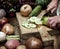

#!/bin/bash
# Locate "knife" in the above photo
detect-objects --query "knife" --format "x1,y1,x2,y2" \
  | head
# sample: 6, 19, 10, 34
37, 10, 48, 20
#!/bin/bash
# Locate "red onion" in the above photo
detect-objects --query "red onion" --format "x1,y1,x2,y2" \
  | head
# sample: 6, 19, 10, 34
0, 17, 8, 30
5, 39, 20, 49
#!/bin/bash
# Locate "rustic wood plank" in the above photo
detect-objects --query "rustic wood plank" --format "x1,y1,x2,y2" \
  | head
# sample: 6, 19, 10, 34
37, 26, 60, 49
37, 26, 54, 46
48, 30, 60, 36
53, 36, 60, 49
16, 12, 38, 34
38, 26, 53, 41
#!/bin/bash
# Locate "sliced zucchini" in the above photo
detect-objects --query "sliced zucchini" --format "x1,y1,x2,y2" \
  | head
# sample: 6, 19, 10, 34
28, 23, 36, 28
28, 17, 38, 22
35, 19, 42, 25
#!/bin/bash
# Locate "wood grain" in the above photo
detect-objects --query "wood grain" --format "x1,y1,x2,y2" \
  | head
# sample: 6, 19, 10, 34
37, 26, 54, 46
16, 12, 38, 34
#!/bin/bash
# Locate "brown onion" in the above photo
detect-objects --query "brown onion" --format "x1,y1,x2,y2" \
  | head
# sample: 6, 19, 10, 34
1, 23, 14, 35
0, 17, 8, 30
20, 4, 32, 17
25, 37, 42, 49
5, 39, 20, 49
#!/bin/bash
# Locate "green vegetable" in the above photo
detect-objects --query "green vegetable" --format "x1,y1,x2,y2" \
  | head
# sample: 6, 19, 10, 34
22, 23, 36, 28
6, 38, 20, 40
28, 17, 42, 25
28, 23, 36, 28
10, 8, 16, 12
29, 6, 41, 16
6, 35, 20, 38
22, 21, 30, 28
35, 20, 42, 25
6, 35, 20, 40
22, 17, 43, 28
28, 17, 38, 22
35, 0, 51, 6
42, 17, 49, 25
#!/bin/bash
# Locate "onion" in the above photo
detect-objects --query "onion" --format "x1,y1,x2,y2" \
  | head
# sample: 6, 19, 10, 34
17, 45, 26, 49
0, 46, 6, 49
5, 39, 20, 49
1, 23, 14, 35
25, 37, 42, 49
20, 4, 32, 17
0, 17, 8, 30
0, 32, 6, 42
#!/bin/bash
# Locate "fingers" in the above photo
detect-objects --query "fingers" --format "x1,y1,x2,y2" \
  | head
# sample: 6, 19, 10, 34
47, 16, 60, 29
51, 21, 57, 27
46, 1, 57, 13
47, 6, 56, 13
48, 20, 57, 29
46, 4, 54, 12
48, 17, 54, 23
49, 20, 55, 25
48, 17, 57, 29
51, 7, 57, 13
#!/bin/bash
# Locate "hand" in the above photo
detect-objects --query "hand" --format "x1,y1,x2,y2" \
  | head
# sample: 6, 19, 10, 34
47, 0, 58, 13
48, 16, 60, 29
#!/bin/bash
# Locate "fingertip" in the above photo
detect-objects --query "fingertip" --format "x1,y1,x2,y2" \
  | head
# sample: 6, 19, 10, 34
51, 10, 54, 13
51, 8, 56, 13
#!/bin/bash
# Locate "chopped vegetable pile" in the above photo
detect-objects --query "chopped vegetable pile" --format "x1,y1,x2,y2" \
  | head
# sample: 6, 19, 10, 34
22, 16, 42, 28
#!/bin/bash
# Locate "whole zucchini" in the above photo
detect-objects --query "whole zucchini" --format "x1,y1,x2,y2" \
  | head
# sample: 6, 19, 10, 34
29, 5, 41, 16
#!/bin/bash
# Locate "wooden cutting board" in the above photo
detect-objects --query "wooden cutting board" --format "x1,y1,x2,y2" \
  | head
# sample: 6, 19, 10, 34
16, 12, 38, 34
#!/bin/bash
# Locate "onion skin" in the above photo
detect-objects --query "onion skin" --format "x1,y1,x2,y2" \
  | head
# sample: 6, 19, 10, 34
5, 39, 20, 49
0, 17, 8, 30
25, 37, 42, 49
1, 23, 14, 35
